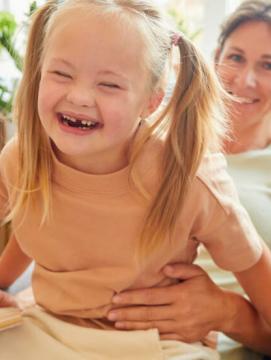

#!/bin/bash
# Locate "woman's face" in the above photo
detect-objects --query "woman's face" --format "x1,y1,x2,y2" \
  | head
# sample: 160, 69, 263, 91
216, 21, 271, 127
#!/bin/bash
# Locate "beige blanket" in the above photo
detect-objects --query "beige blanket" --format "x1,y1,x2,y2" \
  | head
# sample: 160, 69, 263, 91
0, 305, 220, 360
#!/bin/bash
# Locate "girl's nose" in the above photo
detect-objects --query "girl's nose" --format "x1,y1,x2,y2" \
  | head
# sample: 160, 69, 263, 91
66, 82, 95, 108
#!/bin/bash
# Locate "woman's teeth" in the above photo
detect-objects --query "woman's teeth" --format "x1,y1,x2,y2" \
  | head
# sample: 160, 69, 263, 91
239, 98, 258, 104
228, 92, 258, 104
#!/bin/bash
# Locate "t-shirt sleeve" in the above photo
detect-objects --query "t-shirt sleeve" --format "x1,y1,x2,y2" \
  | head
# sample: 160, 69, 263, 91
0, 172, 8, 220
193, 153, 263, 272
0, 137, 18, 220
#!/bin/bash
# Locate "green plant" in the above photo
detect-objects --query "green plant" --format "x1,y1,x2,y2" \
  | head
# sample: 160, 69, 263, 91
0, 2, 37, 118
167, 7, 201, 41
0, 11, 22, 71
0, 82, 13, 115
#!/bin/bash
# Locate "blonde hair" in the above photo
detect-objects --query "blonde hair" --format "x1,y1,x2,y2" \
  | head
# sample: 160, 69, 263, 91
10, 0, 227, 256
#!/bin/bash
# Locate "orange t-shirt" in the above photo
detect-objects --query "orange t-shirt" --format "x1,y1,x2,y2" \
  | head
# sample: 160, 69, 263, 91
0, 137, 262, 327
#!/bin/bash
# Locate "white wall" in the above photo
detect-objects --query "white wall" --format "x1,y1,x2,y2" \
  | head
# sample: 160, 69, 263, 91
0, 0, 45, 16
201, 0, 228, 59
0, 0, 10, 11
200, 0, 242, 60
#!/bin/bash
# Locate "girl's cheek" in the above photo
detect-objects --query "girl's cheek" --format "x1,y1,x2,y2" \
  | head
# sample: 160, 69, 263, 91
38, 88, 52, 119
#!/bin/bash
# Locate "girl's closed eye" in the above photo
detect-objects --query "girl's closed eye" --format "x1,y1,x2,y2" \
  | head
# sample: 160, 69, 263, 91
99, 82, 121, 90
50, 70, 72, 79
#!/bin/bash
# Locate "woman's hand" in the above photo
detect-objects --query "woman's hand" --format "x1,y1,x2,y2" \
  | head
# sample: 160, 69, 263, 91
0, 289, 18, 308
107, 264, 234, 343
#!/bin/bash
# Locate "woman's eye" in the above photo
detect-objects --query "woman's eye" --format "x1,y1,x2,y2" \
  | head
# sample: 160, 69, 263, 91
262, 62, 271, 70
228, 54, 244, 63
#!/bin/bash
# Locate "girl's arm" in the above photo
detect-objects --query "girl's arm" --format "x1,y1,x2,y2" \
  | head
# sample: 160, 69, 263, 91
0, 234, 32, 289
234, 242, 271, 328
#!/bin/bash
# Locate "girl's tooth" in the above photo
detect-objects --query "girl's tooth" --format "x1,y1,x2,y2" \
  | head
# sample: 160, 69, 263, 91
63, 115, 76, 122
63, 114, 98, 126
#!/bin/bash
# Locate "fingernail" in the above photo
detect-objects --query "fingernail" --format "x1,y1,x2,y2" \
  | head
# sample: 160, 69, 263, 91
112, 295, 121, 304
108, 311, 117, 321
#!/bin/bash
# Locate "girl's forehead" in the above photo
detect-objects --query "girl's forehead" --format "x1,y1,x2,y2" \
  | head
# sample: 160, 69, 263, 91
46, 9, 144, 56
46, 7, 143, 47
43, 8, 147, 77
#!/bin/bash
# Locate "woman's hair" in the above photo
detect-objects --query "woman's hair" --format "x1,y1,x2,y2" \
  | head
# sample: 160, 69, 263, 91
218, 0, 271, 50
11, 0, 227, 256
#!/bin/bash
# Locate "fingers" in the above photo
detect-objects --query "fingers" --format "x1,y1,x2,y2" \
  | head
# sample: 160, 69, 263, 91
112, 286, 177, 306
112, 264, 206, 306
163, 263, 205, 280
113, 319, 175, 333
108, 305, 174, 322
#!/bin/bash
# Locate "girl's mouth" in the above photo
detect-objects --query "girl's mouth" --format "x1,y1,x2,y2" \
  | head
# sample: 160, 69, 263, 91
58, 113, 102, 130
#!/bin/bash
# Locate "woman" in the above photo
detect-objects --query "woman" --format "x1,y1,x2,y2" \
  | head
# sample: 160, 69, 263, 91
106, 1, 271, 358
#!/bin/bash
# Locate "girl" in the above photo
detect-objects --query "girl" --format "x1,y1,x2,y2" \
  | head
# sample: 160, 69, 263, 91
0, 1, 270, 359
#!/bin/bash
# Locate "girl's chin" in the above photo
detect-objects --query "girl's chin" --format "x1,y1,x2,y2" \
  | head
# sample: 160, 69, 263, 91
51, 140, 90, 159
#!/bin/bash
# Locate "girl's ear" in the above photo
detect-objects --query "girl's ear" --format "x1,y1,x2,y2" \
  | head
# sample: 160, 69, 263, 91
142, 88, 165, 118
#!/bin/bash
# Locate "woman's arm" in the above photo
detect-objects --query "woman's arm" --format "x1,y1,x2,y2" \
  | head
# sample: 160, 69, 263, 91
0, 234, 32, 289
108, 263, 271, 355
234, 241, 271, 329
221, 288, 271, 355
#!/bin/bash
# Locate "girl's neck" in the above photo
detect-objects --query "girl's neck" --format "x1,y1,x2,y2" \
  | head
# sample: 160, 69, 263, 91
224, 117, 271, 154
53, 143, 130, 175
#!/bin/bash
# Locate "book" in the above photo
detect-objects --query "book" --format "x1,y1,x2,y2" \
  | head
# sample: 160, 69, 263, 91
0, 307, 23, 332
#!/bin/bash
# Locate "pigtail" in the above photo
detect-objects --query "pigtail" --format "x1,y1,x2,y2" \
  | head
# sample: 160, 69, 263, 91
167, 34, 226, 172
139, 34, 227, 256
7, 1, 58, 224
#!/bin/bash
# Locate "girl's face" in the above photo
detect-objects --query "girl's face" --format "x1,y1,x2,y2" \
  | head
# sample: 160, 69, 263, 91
216, 21, 271, 128
38, 9, 155, 174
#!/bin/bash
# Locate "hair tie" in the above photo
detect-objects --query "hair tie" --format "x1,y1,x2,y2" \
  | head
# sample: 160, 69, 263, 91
171, 33, 182, 47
